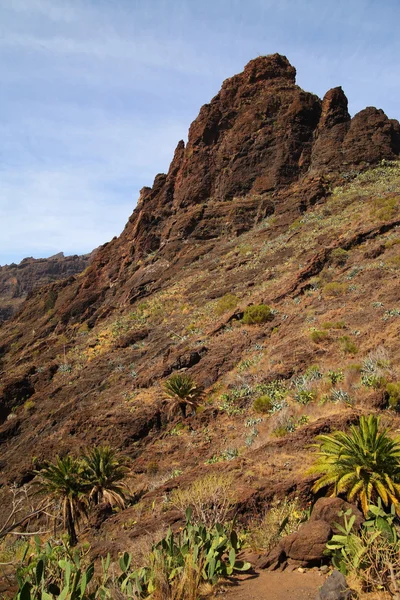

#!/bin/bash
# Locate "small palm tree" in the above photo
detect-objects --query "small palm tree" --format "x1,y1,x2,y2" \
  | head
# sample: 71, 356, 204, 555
81, 446, 128, 509
163, 373, 203, 418
310, 415, 400, 515
35, 455, 86, 546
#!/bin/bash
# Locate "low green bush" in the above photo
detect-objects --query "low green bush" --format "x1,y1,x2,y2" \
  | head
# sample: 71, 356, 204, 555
215, 293, 239, 316
253, 395, 274, 413
310, 329, 329, 343
323, 282, 348, 297
339, 336, 358, 355
294, 389, 316, 405
386, 382, 400, 410
242, 304, 273, 325
330, 248, 349, 266
322, 321, 346, 330
327, 370, 344, 385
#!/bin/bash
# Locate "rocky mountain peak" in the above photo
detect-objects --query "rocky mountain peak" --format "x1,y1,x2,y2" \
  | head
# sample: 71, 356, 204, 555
121, 54, 399, 266
230, 53, 297, 85
3, 54, 399, 329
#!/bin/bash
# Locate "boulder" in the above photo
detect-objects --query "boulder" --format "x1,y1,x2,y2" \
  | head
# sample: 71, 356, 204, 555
281, 520, 331, 563
316, 569, 355, 600
259, 519, 331, 570
310, 497, 364, 533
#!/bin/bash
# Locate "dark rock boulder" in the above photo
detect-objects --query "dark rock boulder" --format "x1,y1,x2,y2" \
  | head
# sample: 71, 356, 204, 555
316, 569, 355, 600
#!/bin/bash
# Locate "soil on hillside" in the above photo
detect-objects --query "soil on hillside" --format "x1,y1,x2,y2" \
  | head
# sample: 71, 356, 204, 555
219, 570, 326, 600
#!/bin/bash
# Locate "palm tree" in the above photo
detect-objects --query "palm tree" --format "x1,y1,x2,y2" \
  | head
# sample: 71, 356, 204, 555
163, 373, 203, 418
310, 415, 400, 515
35, 455, 86, 546
81, 446, 128, 509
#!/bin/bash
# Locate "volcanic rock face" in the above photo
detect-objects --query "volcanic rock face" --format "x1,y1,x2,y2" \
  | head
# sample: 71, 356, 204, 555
0, 253, 92, 322
116, 54, 400, 265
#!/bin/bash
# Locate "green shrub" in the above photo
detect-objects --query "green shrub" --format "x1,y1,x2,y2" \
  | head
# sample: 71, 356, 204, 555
147, 461, 159, 475
310, 329, 329, 343
242, 304, 273, 325
253, 394, 274, 413
327, 370, 344, 385
323, 282, 348, 297
23, 400, 36, 413
272, 426, 289, 438
386, 382, 400, 410
339, 336, 358, 355
44, 289, 58, 311
294, 389, 316, 405
215, 293, 239, 316
322, 321, 346, 330
304, 364, 323, 380
253, 395, 274, 413
330, 248, 349, 266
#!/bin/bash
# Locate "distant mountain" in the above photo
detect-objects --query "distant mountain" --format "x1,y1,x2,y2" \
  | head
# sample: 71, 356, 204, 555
0, 252, 93, 322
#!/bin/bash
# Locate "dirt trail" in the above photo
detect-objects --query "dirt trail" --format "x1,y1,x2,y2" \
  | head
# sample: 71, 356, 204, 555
220, 570, 325, 600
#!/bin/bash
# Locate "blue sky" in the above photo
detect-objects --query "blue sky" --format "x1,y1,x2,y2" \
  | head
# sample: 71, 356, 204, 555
0, 0, 399, 265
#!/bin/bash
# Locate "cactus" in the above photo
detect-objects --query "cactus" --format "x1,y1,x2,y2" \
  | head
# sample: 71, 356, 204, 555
14, 510, 250, 599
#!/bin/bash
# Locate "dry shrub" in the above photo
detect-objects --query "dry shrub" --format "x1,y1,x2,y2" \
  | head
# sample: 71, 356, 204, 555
323, 282, 348, 297
149, 549, 216, 600
248, 497, 306, 552
169, 472, 235, 528
344, 530, 400, 599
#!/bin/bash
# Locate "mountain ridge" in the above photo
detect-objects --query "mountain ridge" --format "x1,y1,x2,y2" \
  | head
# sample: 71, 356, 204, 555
0, 54, 399, 565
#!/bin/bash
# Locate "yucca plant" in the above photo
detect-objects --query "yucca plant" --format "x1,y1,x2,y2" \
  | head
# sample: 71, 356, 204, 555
35, 455, 87, 546
81, 445, 128, 509
310, 415, 400, 515
163, 373, 203, 418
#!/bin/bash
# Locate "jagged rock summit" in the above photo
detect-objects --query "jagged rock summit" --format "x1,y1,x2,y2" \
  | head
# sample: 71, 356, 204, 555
125, 53, 399, 259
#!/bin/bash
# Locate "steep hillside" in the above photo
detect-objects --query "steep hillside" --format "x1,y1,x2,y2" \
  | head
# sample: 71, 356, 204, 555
0, 54, 400, 559
0, 252, 92, 323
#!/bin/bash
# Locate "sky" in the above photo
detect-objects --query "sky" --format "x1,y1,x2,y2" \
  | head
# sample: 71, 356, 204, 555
0, 0, 399, 265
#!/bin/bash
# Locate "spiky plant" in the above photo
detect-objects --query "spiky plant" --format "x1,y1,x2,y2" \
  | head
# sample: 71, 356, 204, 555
163, 373, 203, 418
310, 415, 400, 515
81, 445, 128, 509
35, 455, 86, 546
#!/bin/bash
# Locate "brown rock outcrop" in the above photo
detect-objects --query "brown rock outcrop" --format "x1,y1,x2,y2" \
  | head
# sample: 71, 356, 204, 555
259, 497, 363, 571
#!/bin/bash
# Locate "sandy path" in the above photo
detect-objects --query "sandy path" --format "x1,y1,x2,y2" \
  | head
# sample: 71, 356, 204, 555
219, 570, 325, 600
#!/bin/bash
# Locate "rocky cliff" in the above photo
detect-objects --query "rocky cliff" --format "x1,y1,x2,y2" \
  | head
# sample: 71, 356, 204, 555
0, 54, 399, 558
